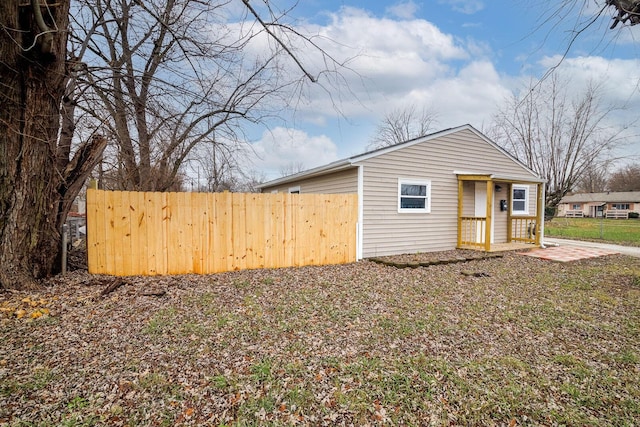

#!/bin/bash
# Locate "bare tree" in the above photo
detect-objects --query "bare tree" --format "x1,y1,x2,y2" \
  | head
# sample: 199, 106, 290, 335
541, 1, 640, 33
608, 164, 640, 191
0, 0, 350, 289
0, 0, 104, 288
606, 0, 640, 28
574, 163, 611, 193
529, 1, 640, 87
279, 161, 306, 177
190, 134, 251, 193
68, 0, 289, 191
368, 105, 439, 150
235, 171, 267, 193
492, 75, 629, 207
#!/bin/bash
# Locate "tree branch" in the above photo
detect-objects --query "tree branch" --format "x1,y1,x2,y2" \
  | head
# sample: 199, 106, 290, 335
242, 0, 317, 83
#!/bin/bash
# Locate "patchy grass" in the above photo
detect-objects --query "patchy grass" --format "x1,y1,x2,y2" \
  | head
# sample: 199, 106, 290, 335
545, 217, 640, 246
1, 252, 640, 426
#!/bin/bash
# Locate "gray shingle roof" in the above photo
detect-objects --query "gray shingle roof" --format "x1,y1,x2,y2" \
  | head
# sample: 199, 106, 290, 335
258, 124, 541, 189
560, 191, 640, 204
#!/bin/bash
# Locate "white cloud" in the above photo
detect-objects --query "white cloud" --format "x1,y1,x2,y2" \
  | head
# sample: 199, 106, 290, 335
223, 4, 638, 171
537, 55, 640, 107
501, 55, 640, 162
325, 8, 467, 61
287, 9, 514, 133
438, 0, 485, 15
424, 60, 512, 128
289, 8, 472, 118
386, 1, 420, 19
248, 127, 339, 180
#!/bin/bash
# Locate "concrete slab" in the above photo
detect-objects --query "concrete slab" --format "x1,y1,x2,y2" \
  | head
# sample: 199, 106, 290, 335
519, 245, 618, 262
543, 238, 640, 258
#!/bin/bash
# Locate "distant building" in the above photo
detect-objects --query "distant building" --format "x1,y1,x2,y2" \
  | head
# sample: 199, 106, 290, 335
557, 192, 640, 219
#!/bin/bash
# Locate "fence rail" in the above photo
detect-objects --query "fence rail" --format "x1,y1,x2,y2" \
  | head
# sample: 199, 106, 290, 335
86, 190, 358, 276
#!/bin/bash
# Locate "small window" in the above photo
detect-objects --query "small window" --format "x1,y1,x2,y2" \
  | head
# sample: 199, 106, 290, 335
512, 185, 529, 215
288, 186, 300, 194
572, 204, 581, 210
398, 179, 431, 213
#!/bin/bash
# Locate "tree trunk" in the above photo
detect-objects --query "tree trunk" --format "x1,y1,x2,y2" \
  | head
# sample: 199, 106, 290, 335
0, 0, 72, 289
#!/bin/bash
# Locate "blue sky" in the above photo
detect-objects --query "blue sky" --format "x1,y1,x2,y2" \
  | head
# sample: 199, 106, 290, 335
226, 0, 640, 180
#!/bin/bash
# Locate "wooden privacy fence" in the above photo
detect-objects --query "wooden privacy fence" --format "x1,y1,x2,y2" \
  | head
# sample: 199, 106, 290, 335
86, 189, 358, 276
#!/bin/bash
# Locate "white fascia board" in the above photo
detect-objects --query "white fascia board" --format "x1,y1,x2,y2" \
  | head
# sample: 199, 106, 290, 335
453, 171, 546, 184
257, 159, 353, 189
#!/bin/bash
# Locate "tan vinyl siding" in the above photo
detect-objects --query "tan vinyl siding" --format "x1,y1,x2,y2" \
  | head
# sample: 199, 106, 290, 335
261, 168, 358, 194
358, 129, 537, 257
462, 181, 475, 216
492, 181, 508, 243
529, 184, 538, 216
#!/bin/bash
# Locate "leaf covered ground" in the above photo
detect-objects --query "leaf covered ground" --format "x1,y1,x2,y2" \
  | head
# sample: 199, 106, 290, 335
1, 251, 640, 426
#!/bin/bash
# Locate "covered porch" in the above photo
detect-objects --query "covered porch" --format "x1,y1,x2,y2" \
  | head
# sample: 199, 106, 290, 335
456, 173, 546, 252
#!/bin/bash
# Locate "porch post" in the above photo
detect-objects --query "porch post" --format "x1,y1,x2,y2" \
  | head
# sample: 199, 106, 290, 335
536, 182, 544, 246
457, 178, 463, 248
506, 183, 513, 243
485, 180, 493, 252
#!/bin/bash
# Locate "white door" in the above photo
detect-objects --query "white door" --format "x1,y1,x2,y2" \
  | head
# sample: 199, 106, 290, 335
474, 182, 494, 243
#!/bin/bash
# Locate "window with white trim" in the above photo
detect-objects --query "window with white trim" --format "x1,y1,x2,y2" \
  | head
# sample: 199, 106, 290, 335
398, 179, 431, 213
512, 185, 529, 215
288, 186, 300, 194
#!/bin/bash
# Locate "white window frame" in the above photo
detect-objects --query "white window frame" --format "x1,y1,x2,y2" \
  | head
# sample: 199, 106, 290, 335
398, 179, 431, 213
512, 185, 529, 215
288, 186, 300, 194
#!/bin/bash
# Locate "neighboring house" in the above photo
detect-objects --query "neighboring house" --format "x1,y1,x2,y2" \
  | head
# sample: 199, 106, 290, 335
258, 124, 545, 259
557, 191, 640, 219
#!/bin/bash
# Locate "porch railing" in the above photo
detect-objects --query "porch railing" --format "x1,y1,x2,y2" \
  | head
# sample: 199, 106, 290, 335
565, 210, 584, 218
459, 216, 487, 248
510, 216, 537, 243
605, 210, 629, 219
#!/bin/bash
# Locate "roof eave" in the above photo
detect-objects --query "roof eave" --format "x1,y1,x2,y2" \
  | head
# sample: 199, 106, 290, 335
258, 124, 542, 188
257, 159, 354, 189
